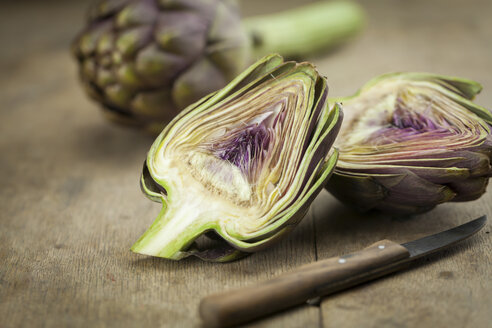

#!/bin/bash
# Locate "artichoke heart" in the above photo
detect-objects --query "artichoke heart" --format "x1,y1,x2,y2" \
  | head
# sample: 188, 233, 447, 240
132, 54, 342, 261
327, 73, 492, 214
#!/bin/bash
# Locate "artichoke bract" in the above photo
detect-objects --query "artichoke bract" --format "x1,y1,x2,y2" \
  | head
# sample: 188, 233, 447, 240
132, 54, 342, 261
72, 0, 363, 134
326, 73, 492, 215
72, 0, 249, 134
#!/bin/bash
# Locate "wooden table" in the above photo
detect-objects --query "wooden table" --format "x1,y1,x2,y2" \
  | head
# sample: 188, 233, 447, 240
1, 0, 491, 327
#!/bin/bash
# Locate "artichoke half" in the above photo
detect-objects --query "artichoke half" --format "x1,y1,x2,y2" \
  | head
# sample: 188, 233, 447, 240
72, 0, 363, 134
132, 54, 342, 261
326, 73, 492, 215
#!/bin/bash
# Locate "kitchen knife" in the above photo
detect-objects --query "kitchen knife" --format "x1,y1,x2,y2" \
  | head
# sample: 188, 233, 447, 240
200, 215, 486, 328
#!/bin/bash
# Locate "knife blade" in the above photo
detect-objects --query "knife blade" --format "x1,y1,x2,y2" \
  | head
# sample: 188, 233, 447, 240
199, 216, 486, 328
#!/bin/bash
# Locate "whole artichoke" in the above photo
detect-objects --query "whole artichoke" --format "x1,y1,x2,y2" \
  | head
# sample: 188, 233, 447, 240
326, 73, 492, 215
72, 0, 250, 134
72, 0, 363, 134
132, 54, 342, 261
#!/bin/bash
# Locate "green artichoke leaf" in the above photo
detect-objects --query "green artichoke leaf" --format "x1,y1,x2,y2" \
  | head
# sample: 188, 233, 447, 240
131, 54, 342, 261
327, 72, 492, 215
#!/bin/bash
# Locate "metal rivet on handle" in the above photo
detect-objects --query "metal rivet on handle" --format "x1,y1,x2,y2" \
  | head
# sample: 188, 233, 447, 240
338, 258, 346, 264
378, 245, 385, 249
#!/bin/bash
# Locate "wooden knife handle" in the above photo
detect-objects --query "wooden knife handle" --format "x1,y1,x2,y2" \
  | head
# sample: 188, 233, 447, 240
199, 240, 410, 328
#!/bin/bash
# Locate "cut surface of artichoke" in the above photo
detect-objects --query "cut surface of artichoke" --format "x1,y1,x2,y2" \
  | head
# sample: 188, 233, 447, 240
327, 73, 492, 214
132, 54, 342, 261
339, 78, 489, 161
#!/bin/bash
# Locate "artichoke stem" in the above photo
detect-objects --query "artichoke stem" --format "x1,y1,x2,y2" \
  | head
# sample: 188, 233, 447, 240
242, 1, 364, 59
131, 205, 208, 260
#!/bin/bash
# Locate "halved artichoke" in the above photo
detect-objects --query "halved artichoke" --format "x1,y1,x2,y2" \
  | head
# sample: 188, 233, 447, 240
326, 73, 492, 215
132, 54, 342, 261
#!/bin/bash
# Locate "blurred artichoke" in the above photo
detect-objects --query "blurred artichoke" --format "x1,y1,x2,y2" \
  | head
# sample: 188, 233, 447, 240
72, 0, 249, 134
326, 73, 492, 215
72, 0, 362, 134
132, 54, 342, 261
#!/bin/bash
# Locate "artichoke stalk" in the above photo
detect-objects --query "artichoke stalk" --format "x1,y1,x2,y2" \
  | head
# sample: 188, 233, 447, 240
326, 73, 492, 215
71, 0, 362, 134
132, 54, 342, 261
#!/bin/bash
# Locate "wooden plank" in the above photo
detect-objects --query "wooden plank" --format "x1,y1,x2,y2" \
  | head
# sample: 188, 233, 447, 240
315, 0, 492, 101
1, 0, 492, 327
0, 47, 320, 327
313, 190, 492, 328
0, 1, 321, 327
313, 0, 492, 326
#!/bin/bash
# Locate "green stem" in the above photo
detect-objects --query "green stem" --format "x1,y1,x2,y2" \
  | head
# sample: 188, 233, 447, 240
131, 205, 210, 260
242, 1, 365, 59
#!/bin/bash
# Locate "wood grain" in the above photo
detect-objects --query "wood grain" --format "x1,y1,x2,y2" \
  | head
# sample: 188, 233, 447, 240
200, 240, 410, 328
312, 1, 492, 327
0, 0, 491, 328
